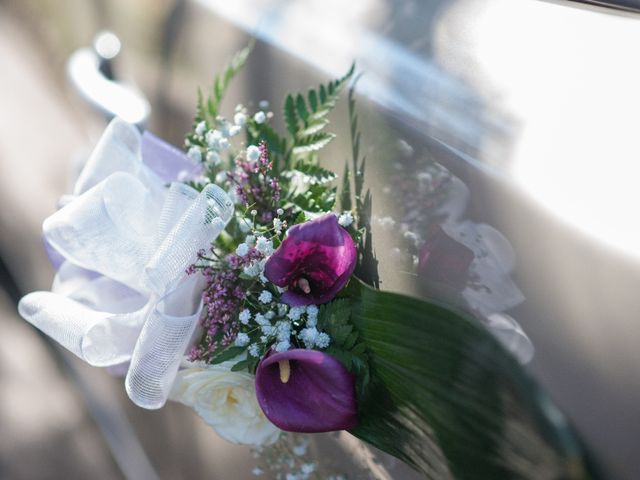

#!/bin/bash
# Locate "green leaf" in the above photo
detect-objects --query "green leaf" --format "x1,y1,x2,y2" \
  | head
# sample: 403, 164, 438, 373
298, 118, 329, 137
284, 94, 299, 136
348, 279, 600, 479
295, 93, 309, 123
308, 89, 318, 112
319, 84, 327, 104
339, 164, 352, 212
292, 211, 306, 225
230, 358, 257, 372
284, 63, 355, 162
291, 184, 336, 213
208, 346, 245, 365
294, 161, 337, 184
202, 41, 254, 123
292, 132, 335, 155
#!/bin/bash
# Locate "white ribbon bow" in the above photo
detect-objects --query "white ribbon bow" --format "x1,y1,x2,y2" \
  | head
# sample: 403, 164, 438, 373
19, 118, 233, 409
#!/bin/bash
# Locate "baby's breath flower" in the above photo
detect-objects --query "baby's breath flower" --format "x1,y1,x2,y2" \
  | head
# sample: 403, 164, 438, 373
338, 211, 354, 227
206, 151, 221, 166
251, 209, 258, 216
245, 235, 256, 246
238, 219, 251, 232
215, 171, 227, 184
306, 304, 318, 318
239, 309, 251, 324
261, 325, 275, 336
273, 218, 283, 234
249, 344, 261, 357
235, 243, 249, 256
259, 100, 269, 110
288, 306, 304, 321
276, 321, 291, 341
254, 111, 266, 124
277, 303, 288, 317
300, 327, 318, 348
315, 332, 330, 349
229, 125, 241, 136
206, 129, 222, 148
243, 261, 261, 277
276, 208, 284, 216
265, 310, 275, 320
187, 146, 202, 162
195, 121, 206, 136
234, 332, 250, 347
275, 339, 290, 352
234, 112, 247, 126
256, 237, 273, 255
254, 313, 269, 326
246, 145, 260, 162
219, 138, 230, 150
258, 290, 273, 304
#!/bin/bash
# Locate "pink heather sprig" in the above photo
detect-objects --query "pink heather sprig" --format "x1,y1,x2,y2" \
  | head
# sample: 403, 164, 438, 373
187, 246, 266, 362
227, 141, 281, 224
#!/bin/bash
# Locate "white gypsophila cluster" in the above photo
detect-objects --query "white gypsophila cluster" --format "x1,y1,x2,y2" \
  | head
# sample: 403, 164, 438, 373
235, 332, 250, 347
273, 218, 283, 234
255, 236, 274, 255
254, 111, 266, 124
259, 290, 273, 304
246, 144, 261, 162
236, 243, 249, 256
190, 104, 249, 177
239, 309, 251, 325
188, 146, 202, 163
206, 151, 221, 167
337, 211, 354, 227
239, 302, 329, 359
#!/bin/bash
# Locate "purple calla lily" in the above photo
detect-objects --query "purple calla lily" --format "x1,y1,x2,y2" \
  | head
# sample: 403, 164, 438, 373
265, 214, 357, 306
255, 349, 358, 432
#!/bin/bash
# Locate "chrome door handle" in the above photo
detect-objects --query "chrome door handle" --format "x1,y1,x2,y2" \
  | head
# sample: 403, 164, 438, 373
67, 31, 151, 127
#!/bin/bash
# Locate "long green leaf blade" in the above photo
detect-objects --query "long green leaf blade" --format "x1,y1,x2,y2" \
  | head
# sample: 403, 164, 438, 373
349, 280, 600, 480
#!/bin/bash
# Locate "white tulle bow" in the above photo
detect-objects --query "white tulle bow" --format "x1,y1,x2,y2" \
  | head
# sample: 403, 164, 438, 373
18, 118, 233, 409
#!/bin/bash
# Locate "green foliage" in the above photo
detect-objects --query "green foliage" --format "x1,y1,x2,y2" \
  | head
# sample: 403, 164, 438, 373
347, 279, 600, 479
283, 63, 355, 164
196, 41, 254, 125
208, 346, 245, 365
246, 120, 288, 173
341, 78, 379, 287
293, 160, 337, 185
317, 298, 370, 399
339, 163, 352, 212
291, 132, 335, 155
291, 184, 336, 214
292, 211, 306, 225
230, 356, 259, 374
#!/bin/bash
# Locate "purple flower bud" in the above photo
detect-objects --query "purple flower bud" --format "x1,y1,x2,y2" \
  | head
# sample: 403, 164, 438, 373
255, 349, 358, 432
264, 214, 357, 306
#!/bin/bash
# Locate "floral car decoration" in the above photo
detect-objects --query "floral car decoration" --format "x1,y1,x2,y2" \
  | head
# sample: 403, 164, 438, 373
19, 43, 601, 479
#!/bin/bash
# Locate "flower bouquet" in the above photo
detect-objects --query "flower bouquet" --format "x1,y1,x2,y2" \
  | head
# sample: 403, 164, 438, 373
19, 43, 600, 479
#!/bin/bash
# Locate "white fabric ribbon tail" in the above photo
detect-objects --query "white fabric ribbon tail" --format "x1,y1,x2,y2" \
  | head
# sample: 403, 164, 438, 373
18, 118, 234, 409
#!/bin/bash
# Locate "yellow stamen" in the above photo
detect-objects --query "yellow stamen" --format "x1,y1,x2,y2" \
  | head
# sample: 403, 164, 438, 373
279, 360, 291, 383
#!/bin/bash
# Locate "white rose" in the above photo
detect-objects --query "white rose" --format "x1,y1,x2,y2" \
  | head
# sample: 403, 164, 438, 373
169, 362, 280, 446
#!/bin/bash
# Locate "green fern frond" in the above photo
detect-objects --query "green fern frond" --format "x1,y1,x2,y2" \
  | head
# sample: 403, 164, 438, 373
196, 41, 254, 125
293, 160, 337, 184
